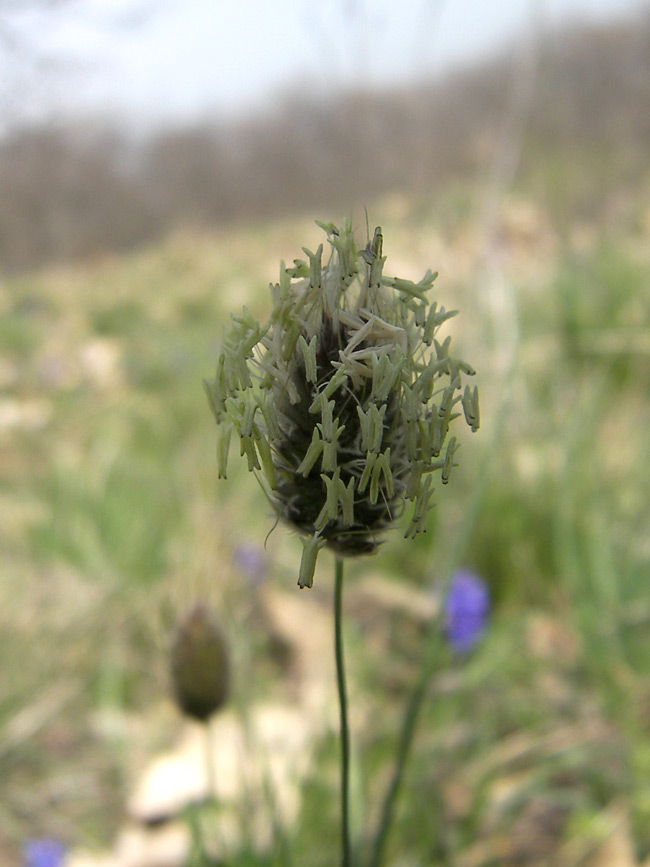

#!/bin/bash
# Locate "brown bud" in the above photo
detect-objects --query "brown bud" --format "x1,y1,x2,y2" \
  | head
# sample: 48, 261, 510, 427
170, 603, 229, 722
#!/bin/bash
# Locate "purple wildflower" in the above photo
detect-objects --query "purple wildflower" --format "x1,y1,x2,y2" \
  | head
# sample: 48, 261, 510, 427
444, 570, 490, 653
23, 839, 65, 867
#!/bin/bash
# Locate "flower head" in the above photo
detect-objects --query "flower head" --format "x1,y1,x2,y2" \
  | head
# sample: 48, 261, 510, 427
206, 220, 479, 588
444, 570, 490, 653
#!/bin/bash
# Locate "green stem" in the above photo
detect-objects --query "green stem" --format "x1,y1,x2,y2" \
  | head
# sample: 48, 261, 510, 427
369, 326, 518, 867
368, 630, 442, 867
185, 801, 210, 866
204, 719, 216, 804
335, 556, 352, 867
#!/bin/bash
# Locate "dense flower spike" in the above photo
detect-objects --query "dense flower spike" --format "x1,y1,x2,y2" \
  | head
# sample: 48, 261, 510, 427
205, 220, 479, 588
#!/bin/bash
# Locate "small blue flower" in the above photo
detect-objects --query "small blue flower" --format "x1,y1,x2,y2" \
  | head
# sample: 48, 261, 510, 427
23, 839, 65, 867
444, 570, 489, 653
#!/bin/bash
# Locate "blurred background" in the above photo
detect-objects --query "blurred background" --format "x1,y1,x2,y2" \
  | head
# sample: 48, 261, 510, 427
2, 1, 650, 865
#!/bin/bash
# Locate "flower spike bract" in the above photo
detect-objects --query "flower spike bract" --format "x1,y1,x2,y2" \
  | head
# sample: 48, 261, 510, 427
205, 221, 479, 588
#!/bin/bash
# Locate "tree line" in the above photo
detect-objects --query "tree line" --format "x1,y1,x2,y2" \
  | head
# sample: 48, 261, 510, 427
0, 10, 648, 272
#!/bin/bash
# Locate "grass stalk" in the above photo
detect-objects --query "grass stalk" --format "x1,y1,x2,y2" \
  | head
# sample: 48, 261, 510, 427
369, 315, 518, 866
368, 630, 442, 867
334, 555, 352, 867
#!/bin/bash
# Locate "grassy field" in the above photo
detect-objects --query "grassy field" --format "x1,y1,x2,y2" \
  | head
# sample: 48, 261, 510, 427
2, 188, 650, 866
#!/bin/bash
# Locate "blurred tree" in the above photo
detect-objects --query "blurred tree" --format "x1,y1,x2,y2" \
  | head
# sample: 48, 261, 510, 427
0, 8, 647, 271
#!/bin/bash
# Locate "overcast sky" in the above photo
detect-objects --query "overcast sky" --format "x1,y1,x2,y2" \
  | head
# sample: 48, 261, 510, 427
2, 0, 647, 130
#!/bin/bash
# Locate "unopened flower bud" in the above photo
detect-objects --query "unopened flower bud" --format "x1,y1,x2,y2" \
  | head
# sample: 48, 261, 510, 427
170, 603, 229, 722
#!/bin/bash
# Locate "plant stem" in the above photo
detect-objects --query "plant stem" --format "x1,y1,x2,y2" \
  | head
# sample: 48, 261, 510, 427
204, 719, 216, 803
368, 630, 442, 867
200, 719, 222, 864
369, 333, 517, 867
334, 556, 352, 867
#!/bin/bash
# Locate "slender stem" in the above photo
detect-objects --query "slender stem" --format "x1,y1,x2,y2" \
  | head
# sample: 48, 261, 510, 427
334, 556, 352, 867
204, 719, 216, 804
185, 801, 210, 866
368, 629, 443, 867
370, 301, 519, 867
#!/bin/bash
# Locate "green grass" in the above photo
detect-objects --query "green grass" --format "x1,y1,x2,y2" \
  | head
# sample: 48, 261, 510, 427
1, 202, 650, 865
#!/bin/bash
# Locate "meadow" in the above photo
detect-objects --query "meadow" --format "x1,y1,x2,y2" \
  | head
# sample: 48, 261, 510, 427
1, 179, 650, 867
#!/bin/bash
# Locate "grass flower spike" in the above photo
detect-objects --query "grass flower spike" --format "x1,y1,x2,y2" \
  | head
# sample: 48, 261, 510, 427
205, 220, 479, 588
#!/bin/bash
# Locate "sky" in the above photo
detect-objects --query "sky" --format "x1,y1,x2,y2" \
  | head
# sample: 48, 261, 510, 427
2, 0, 648, 130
